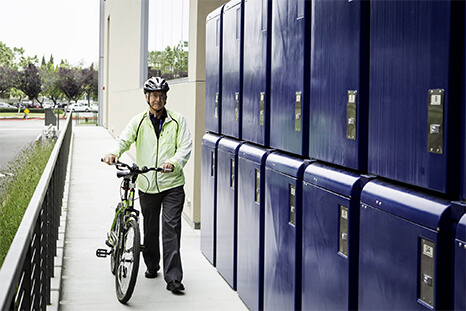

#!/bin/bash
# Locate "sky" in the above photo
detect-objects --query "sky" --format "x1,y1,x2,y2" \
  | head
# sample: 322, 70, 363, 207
0, 0, 100, 68
148, 0, 189, 52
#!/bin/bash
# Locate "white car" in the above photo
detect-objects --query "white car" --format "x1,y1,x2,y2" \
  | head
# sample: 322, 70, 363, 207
0, 102, 16, 108
43, 102, 54, 109
66, 103, 91, 112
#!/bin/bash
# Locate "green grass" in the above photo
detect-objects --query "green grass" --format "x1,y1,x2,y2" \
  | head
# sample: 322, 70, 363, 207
0, 139, 56, 267
0, 112, 45, 118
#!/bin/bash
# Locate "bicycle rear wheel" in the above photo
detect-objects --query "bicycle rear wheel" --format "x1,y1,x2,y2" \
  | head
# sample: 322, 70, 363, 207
115, 218, 140, 304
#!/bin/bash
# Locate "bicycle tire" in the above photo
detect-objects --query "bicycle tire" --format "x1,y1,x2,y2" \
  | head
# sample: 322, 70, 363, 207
110, 203, 123, 275
115, 218, 140, 304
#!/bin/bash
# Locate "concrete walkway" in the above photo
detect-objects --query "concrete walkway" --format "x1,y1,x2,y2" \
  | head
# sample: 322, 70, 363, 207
55, 126, 247, 310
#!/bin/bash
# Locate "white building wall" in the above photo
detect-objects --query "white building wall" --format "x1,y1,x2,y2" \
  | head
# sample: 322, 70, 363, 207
102, 0, 228, 228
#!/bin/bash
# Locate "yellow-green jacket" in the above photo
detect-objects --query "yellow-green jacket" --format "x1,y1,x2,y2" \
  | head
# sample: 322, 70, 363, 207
109, 108, 192, 193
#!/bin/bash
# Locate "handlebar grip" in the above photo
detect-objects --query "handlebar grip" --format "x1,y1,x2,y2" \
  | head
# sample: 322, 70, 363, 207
117, 171, 129, 178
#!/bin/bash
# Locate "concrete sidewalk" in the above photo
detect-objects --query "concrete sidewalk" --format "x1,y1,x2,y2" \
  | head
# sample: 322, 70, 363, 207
55, 126, 247, 310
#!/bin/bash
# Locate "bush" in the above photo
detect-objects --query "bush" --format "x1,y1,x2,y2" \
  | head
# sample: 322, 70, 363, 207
0, 139, 56, 267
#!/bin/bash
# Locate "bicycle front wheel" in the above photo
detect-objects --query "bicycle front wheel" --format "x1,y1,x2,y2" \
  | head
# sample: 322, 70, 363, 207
115, 218, 140, 304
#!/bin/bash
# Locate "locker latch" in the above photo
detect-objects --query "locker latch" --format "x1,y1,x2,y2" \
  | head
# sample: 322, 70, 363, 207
339, 205, 349, 256
255, 169, 260, 203
215, 92, 219, 119
427, 89, 443, 154
235, 92, 239, 122
295, 92, 302, 132
210, 151, 215, 177
347, 90, 357, 140
260, 92, 265, 126
289, 184, 296, 225
230, 158, 235, 189
419, 238, 435, 307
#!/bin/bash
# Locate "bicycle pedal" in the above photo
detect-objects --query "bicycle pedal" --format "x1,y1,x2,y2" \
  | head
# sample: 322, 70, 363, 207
96, 248, 109, 258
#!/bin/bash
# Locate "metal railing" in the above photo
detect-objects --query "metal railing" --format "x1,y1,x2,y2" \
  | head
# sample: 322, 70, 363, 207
0, 115, 73, 310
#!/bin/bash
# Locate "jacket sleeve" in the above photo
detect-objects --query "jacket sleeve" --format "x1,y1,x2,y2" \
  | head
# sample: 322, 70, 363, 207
167, 115, 192, 171
108, 114, 139, 158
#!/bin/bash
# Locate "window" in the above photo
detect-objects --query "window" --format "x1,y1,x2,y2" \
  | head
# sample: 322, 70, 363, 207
147, 0, 189, 80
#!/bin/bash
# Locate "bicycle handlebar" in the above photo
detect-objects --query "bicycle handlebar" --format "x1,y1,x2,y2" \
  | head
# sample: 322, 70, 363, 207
100, 158, 173, 178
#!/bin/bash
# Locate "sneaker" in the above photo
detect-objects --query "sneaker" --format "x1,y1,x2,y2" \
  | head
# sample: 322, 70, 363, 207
166, 280, 185, 293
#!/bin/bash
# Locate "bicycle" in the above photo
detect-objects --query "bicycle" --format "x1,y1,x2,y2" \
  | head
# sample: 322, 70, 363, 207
96, 160, 171, 304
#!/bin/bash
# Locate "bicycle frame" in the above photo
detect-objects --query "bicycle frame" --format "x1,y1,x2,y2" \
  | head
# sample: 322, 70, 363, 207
110, 174, 139, 234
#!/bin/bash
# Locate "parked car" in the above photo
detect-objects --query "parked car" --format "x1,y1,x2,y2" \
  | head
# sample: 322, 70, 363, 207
20, 100, 31, 107
0, 102, 16, 109
66, 103, 91, 112
43, 102, 54, 109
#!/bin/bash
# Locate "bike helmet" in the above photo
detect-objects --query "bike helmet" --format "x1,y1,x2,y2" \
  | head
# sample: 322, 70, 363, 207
143, 77, 170, 93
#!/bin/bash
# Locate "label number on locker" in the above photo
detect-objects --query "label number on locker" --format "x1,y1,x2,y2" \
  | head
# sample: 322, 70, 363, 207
419, 238, 435, 308
289, 184, 296, 226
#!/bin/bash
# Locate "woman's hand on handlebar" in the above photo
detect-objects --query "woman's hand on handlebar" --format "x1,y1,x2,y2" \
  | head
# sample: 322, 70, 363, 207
160, 163, 174, 173
102, 154, 119, 165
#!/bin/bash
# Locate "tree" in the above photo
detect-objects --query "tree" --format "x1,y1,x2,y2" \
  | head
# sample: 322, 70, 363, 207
81, 63, 98, 105
0, 67, 15, 97
147, 41, 188, 80
56, 67, 83, 104
40, 63, 64, 106
17, 63, 42, 103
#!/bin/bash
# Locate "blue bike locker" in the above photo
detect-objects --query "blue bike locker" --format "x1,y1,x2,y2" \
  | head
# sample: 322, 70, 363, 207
205, 5, 223, 133
264, 152, 307, 311
359, 179, 454, 310
216, 137, 242, 289
302, 162, 362, 310
200, 133, 222, 266
242, 0, 271, 146
455, 213, 466, 311
221, 0, 243, 139
270, 0, 310, 156
368, 0, 463, 194
308, 0, 369, 170
237, 143, 269, 311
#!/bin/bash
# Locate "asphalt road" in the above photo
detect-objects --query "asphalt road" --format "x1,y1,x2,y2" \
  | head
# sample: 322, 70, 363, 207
0, 118, 62, 172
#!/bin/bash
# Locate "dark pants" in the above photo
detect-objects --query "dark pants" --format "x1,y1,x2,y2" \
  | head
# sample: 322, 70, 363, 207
139, 185, 185, 283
